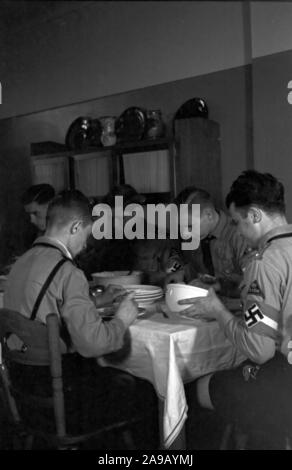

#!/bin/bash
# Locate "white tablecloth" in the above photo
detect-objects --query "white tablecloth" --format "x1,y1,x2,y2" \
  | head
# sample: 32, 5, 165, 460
98, 310, 246, 448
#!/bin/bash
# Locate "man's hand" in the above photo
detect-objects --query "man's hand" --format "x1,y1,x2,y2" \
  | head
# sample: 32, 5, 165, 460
178, 287, 225, 320
94, 284, 127, 307
115, 292, 138, 327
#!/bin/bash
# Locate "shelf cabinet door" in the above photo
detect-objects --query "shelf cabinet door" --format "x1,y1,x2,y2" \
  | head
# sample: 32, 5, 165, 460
31, 155, 70, 193
175, 117, 222, 207
72, 151, 111, 198
122, 148, 171, 193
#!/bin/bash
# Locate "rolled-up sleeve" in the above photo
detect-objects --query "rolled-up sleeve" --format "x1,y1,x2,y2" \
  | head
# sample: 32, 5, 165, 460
221, 254, 281, 364
61, 268, 127, 357
223, 316, 275, 364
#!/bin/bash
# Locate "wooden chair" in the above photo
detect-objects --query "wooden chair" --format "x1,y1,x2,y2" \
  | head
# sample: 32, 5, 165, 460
0, 308, 139, 450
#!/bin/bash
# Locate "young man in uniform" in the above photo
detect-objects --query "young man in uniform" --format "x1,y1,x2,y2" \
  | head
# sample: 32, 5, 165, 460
165, 186, 252, 298
179, 170, 292, 449
4, 190, 158, 447
21, 183, 55, 235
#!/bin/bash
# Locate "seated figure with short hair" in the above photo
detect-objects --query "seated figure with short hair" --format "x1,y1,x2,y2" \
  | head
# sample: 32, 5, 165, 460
181, 171, 292, 449
21, 183, 55, 236
165, 186, 252, 298
4, 190, 158, 448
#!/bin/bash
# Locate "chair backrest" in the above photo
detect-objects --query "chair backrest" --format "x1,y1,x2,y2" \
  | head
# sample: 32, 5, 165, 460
0, 309, 67, 438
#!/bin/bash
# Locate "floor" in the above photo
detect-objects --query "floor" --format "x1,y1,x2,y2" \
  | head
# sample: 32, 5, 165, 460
1, 387, 287, 450
0, 398, 223, 450
0, 388, 160, 450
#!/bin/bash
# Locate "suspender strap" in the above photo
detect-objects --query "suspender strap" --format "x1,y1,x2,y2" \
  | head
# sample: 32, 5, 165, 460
267, 233, 292, 243
33, 242, 72, 261
33, 242, 62, 249
30, 258, 67, 321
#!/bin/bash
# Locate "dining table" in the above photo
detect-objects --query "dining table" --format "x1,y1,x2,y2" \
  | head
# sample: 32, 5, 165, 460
97, 300, 247, 449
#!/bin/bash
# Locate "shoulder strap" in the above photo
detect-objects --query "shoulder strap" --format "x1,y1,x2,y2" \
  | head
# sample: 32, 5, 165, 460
267, 233, 292, 243
30, 258, 68, 321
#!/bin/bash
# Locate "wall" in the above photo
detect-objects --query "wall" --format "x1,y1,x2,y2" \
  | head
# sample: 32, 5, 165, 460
250, 2, 292, 220
0, 1, 251, 264
1, 1, 292, 260
0, 1, 246, 119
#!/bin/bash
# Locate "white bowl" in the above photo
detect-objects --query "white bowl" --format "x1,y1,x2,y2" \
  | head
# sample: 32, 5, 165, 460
165, 283, 208, 312
91, 270, 142, 288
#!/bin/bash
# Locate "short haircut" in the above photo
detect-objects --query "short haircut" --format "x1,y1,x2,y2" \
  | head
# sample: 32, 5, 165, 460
46, 190, 92, 229
174, 186, 214, 210
103, 184, 146, 206
226, 170, 285, 215
21, 184, 55, 205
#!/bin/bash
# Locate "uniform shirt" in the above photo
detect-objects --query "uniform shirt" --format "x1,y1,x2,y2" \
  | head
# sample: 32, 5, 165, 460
167, 210, 251, 282
4, 236, 127, 358
224, 224, 292, 364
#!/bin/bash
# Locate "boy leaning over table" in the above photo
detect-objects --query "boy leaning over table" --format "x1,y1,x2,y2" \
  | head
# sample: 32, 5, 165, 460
179, 170, 292, 449
4, 190, 158, 448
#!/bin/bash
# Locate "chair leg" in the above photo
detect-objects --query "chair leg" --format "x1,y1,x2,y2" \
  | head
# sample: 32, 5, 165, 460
233, 428, 248, 450
219, 423, 234, 450
24, 434, 34, 450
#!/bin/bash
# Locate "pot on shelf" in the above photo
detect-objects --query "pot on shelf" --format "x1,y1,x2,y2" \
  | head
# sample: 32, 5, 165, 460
99, 116, 117, 147
146, 109, 165, 139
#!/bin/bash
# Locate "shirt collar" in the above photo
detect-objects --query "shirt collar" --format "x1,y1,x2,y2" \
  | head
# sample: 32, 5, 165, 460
258, 224, 292, 251
210, 210, 226, 239
34, 236, 73, 260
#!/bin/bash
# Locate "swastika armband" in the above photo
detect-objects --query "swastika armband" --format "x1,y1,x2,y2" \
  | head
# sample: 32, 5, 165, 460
245, 303, 264, 327
244, 302, 279, 339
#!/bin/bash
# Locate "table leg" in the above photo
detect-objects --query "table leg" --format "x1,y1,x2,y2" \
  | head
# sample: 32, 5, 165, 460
158, 399, 186, 450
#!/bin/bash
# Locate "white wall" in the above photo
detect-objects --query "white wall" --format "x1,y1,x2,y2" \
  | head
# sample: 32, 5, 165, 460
0, 1, 246, 119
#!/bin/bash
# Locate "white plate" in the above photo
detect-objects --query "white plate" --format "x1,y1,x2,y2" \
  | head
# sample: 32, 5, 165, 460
125, 285, 163, 293
138, 300, 161, 307
132, 292, 163, 298
136, 296, 163, 302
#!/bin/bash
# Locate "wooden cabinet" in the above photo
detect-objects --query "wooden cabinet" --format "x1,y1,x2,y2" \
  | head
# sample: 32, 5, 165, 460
71, 150, 112, 198
30, 138, 176, 202
31, 153, 70, 193
174, 117, 222, 207
30, 121, 221, 206
113, 138, 175, 203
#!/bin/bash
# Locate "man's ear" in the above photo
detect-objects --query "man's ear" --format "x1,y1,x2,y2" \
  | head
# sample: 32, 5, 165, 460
249, 207, 262, 224
203, 207, 213, 220
70, 220, 82, 234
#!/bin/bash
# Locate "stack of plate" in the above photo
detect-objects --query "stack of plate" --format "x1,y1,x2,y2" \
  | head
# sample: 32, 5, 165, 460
125, 285, 163, 307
